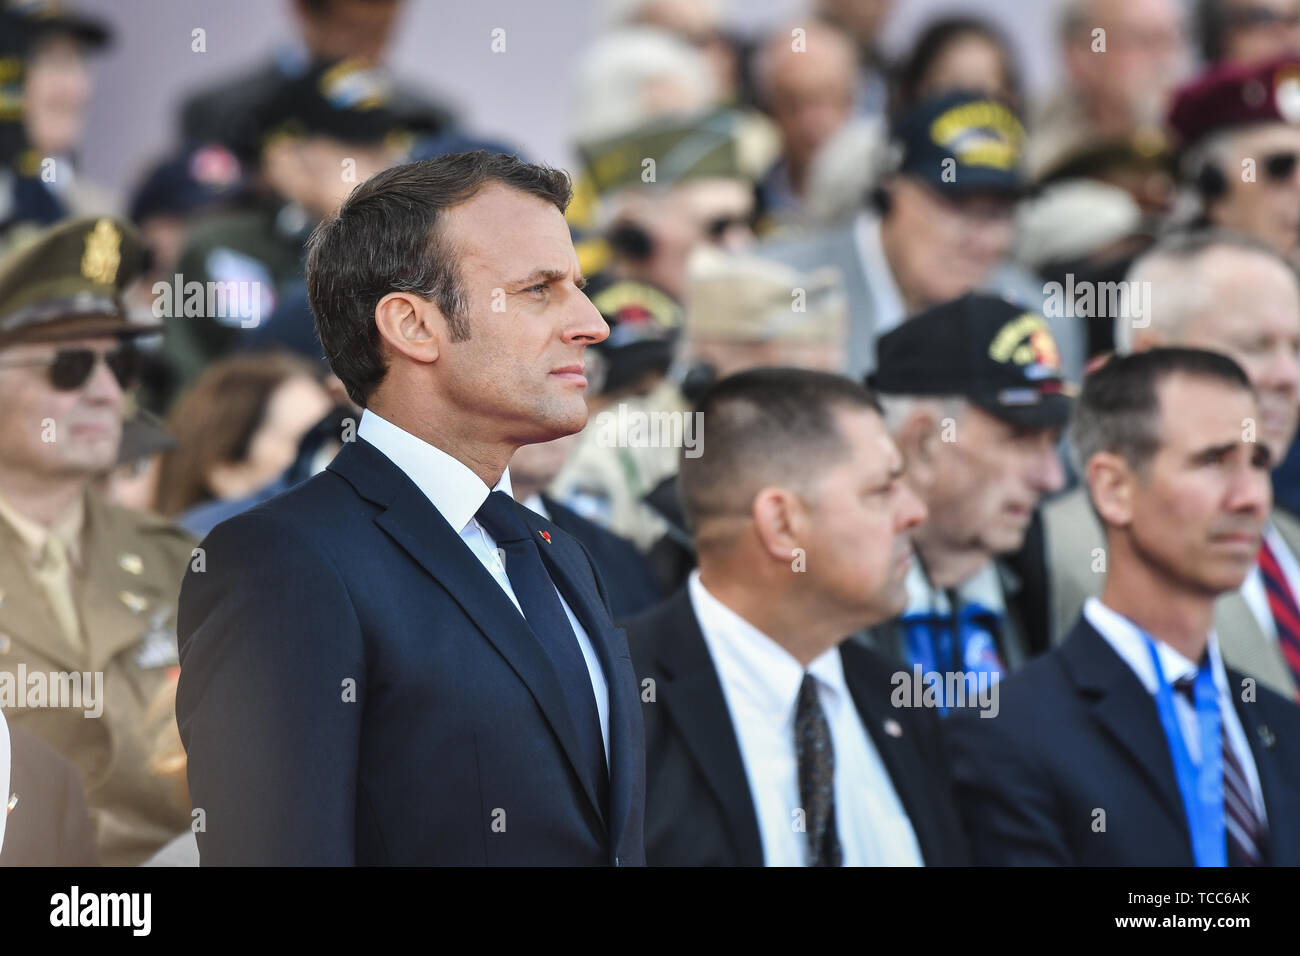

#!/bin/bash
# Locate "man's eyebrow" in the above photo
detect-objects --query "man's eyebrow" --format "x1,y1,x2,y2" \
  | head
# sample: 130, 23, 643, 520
1189, 440, 1240, 461
508, 268, 585, 289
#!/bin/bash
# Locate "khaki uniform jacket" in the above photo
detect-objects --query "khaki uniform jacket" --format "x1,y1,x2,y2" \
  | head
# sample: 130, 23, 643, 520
0, 491, 196, 866
1042, 485, 1300, 700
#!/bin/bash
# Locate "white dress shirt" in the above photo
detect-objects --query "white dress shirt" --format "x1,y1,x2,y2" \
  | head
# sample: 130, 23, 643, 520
853, 211, 907, 339
687, 571, 923, 867
357, 410, 610, 763
1083, 598, 1267, 825
1238, 522, 1300, 647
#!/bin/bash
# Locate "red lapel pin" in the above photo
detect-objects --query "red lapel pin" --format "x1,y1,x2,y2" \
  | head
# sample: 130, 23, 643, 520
539, 531, 551, 543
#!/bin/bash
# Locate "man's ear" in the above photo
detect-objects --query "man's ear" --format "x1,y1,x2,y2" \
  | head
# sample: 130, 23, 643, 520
374, 292, 441, 365
895, 406, 941, 487
751, 486, 804, 564
1086, 451, 1136, 528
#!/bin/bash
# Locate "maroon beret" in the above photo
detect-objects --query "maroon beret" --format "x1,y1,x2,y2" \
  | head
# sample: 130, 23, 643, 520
1168, 55, 1300, 148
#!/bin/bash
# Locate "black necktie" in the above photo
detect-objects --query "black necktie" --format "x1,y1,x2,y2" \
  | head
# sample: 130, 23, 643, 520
1173, 677, 1266, 866
794, 673, 843, 867
475, 491, 607, 795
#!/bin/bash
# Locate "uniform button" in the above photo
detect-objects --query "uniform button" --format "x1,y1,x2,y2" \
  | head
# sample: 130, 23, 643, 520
615, 856, 622, 867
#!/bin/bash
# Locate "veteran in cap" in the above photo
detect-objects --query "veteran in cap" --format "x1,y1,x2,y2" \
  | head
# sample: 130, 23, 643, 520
0, 216, 196, 865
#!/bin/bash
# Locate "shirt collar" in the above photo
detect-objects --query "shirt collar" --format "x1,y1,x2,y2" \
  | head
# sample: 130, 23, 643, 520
0, 488, 85, 567
1083, 596, 1227, 695
688, 569, 848, 728
356, 408, 512, 533
902, 554, 1007, 618
853, 211, 907, 338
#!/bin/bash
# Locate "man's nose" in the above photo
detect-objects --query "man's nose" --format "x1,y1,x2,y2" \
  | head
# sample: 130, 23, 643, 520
563, 290, 609, 346
1228, 460, 1273, 518
1026, 438, 1067, 496
896, 481, 928, 532
80, 353, 124, 405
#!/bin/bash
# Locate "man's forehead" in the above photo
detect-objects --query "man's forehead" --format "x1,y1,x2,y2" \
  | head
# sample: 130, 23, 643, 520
1156, 374, 1257, 442
449, 186, 576, 272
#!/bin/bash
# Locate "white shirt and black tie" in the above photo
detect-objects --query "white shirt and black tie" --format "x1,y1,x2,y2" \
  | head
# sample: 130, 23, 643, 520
356, 410, 611, 764
687, 570, 924, 867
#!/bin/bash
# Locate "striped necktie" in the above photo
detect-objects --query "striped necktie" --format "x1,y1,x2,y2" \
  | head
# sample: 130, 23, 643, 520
1257, 540, 1300, 698
1173, 678, 1267, 866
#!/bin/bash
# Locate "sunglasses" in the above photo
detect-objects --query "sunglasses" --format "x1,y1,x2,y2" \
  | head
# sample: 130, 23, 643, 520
1263, 151, 1300, 182
0, 345, 143, 391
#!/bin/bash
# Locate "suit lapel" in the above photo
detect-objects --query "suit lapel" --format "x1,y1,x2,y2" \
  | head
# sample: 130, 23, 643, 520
1231, 675, 1300, 865
1059, 620, 1189, 838
839, 641, 939, 863
653, 589, 764, 865
329, 439, 607, 826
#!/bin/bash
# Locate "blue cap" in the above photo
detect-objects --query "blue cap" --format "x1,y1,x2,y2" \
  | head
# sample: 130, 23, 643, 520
891, 91, 1027, 195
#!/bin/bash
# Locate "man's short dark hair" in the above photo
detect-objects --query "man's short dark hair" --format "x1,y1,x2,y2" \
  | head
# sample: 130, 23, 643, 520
1069, 347, 1256, 475
305, 150, 572, 406
679, 367, 882, 544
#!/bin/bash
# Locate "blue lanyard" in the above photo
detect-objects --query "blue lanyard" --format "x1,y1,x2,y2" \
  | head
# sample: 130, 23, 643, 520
1143, 635, 1226, 867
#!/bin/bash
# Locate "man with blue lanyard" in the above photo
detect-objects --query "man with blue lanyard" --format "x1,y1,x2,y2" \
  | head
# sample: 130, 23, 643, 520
859, 294, 1071, 711
948, 348, 1300, 865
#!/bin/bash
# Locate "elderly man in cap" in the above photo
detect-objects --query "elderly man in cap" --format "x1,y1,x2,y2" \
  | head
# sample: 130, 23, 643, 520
859, 294, 1071, 699
1168, 54, 1300, 268
1038, 230, 1300, 702
551, 248, 846, 554
0, 217, 196, 865
762, 90, 1084, 381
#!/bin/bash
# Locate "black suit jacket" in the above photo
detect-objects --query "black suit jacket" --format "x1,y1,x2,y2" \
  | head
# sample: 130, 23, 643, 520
947, 616, 1300, 865
624, 587, 970, 866
177, 438, 646, 865
541, 494, 661, 621
2, 726, 99, 866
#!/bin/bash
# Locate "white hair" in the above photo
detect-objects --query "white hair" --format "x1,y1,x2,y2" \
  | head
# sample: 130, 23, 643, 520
571, 27, 718, 144
877, 394, 968, 436
1115, 229, 1288, 354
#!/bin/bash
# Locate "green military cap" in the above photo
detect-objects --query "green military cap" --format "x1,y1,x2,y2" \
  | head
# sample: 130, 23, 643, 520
578, 109, 749, 196
0, 215, 158, 349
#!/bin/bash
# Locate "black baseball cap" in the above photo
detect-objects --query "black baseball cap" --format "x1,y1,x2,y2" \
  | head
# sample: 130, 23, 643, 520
891, 90, 1027, 196
868, 293, 1074, 429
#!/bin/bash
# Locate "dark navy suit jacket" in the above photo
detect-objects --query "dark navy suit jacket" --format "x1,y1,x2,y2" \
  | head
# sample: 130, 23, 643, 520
176, 437, 646, 865
947, 617, 1300, 865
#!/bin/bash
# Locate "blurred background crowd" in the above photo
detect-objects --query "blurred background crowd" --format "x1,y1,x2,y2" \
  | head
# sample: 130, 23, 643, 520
3, 0, 1300, 866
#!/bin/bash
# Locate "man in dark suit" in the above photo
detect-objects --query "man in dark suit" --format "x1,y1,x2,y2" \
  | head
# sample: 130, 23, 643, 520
949, 349, 1300, 865
626, 368, 969, 866
176, 152, 646, 865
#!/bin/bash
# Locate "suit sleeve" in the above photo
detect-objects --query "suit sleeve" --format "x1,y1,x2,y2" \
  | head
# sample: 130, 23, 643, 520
944, 709, 1075, 865
176, 511, 364, 864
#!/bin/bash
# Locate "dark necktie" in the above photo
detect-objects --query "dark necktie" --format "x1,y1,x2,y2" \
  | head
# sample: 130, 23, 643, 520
794, 673, 843, 867
1256, 540, 1300, 698
1173, 678, 1266, 866
474, 491, 607, 795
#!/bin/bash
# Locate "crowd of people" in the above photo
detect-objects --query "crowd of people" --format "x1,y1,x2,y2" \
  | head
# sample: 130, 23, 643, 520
1, 0, 1299, 867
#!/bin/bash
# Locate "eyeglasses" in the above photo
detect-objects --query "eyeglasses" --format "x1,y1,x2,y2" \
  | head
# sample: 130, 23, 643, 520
1264, 151, 1300, 183
0, 345, 143, 391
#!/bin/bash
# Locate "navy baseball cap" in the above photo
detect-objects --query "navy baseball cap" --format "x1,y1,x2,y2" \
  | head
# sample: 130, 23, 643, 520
868, 293, 1074, 429
891, 91, 1027, 196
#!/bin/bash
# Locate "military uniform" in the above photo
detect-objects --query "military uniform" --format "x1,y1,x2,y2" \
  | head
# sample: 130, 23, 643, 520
0, 216, 196, 865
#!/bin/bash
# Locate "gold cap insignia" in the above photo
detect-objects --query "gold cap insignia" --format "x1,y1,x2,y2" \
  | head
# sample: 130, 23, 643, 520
118, 552, 144, 575
81, 218, 122, 286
